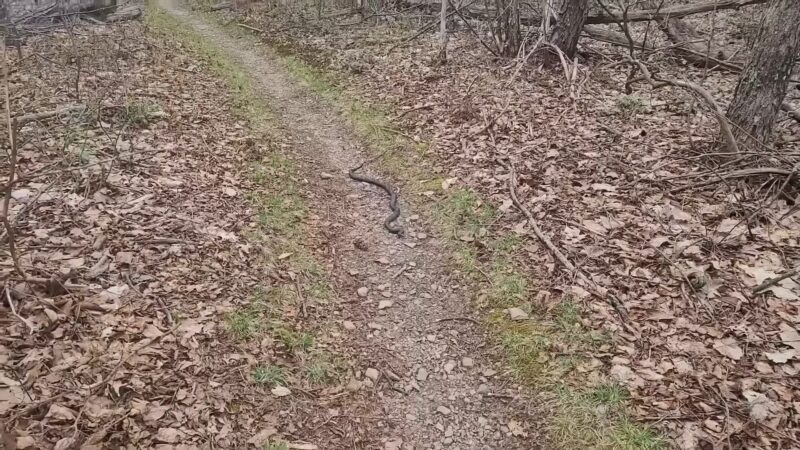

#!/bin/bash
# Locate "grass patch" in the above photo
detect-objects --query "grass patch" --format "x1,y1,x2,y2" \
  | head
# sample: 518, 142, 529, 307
274, 326, 314, 354
487, 265, 528, 307
303, 358, 333, 384
226, 305, 263, 340
551, 386, 667, 450
252, 365, 287, 386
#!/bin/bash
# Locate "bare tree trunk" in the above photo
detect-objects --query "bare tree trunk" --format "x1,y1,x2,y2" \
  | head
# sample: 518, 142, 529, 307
491, 0, 520, 57
726, 0, 800, 149
437, 0, 448, 63
547, 0, 589, 61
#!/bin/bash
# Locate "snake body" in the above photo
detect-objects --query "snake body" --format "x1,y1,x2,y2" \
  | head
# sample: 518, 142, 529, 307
348, 164, 403, 235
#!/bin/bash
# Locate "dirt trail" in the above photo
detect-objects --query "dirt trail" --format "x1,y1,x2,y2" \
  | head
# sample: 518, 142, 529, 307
161, 1, 538, 448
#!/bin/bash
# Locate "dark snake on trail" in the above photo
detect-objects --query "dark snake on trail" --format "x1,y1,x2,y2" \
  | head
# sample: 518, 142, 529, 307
348, 163, 403, 235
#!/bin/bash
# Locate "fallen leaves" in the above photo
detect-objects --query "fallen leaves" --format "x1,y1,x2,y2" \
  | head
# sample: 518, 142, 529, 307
713, 337, 744, 361
0, 20, 295, 449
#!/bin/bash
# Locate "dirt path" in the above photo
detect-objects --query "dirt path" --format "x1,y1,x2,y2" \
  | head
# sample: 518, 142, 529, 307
160, 2, 538, 448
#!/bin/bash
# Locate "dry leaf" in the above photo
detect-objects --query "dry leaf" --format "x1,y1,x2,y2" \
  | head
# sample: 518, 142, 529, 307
765, 350, 795, 364
155, 427, 183, 443
248, 427, 278, 446
779, 323, 800, 352
713, 338, 743, 360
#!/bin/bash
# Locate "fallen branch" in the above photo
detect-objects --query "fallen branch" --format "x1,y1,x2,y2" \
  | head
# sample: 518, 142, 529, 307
210, 2, 232, 11
627, 57, 739, 154
753, 267, 800, 294
4, 104, 87, 126
585, 0, 768, 24
237, 23, 267, 34
670, 167, 795, 193
5, 285, 35, 334
500, 159, 632, 325
501, 160, 576, 272
397, 103, 435, 118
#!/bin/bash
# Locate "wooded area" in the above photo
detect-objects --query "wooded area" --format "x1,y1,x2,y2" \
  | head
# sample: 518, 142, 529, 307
2, 0, 800, 448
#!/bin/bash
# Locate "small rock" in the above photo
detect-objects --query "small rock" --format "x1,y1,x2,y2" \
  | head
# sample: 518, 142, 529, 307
377, 257, 391, 265
320, 172, 335, 179
378, 300, 394, 310
381, 290, 393, 298
437, 406, 452, 415
461, 357, 474, 368
417, 232, 428, 240
444, 360, 456, 373
271, 385, 291, 397
16, 436, 35, 449
444, 425, 454, 437
357, 287, 369, 297
384, 438, 403, 450
349, 269, 359, 275
223, 187, 237, 197
368, 322, 383, 330
365, 368, 380, 381
416, 367, 429, 381
354, 239, 369, 251
477, 384, 489, 394
346, 379, 362, 392
506, 307, 529, 321
343, 321, 356, 330
426, 334, 436, 342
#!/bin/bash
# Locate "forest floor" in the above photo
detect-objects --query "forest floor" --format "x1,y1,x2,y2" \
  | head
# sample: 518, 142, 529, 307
2, 1, 800, 450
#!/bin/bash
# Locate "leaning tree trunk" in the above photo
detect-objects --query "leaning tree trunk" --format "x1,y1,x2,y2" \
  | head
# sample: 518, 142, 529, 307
726, 0, 800, 150
547, 0, 590, 62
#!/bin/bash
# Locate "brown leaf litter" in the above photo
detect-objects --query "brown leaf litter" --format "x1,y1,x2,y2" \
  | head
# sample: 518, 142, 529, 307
0, 19, 380, 449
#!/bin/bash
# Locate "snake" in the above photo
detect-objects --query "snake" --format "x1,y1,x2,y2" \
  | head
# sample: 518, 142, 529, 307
348, 163, 403, 235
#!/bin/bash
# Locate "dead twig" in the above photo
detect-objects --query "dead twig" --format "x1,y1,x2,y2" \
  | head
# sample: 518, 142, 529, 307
237, 23, 266, 34
626, 57, 739, 154
670, 167, 795, 193
295, 279, 307, 318
2, 104, 87, 126
4, 284, 35, 334
125, 273, 174, 325
500, 159, 575, 272
436, 316, 481, 325
752, 268, 799, 294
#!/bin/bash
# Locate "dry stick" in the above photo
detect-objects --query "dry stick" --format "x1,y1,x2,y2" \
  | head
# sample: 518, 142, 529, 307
124, 273, 174, 325
5, 284, 35, 334
752, 267, 799, 294
2, 104, 87, 126
501, 159, 631, 323
503, 161, 575, 272
670, 167, 794, 193
1, 43, 27, 280
294, 279, 307, 319
237, 23, 267, 34
627, 57, 739, 154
